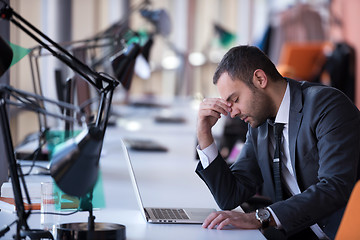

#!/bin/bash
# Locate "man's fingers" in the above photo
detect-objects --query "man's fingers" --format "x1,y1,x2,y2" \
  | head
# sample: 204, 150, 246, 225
202, 212, 230, 229
201, 109, 221, 119
201, 98, 232, 116
202, 98, 232, 112
202, 212, 220, 228
202, 211, 258, 230
208, 213, 228, 229
217, 218, 231, 230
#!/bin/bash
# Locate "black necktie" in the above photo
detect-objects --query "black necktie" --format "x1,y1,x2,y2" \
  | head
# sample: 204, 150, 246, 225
273, 123, 284, 202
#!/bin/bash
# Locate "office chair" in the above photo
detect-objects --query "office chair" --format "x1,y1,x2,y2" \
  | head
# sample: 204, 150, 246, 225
335, 180, 360, 240
277, 42, 328, 82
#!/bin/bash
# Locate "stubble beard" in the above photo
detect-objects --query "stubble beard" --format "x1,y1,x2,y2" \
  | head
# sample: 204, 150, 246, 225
248, 89, 273, 128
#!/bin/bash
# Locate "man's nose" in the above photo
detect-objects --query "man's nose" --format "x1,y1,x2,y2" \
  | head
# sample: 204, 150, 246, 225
230, 108, 240, 118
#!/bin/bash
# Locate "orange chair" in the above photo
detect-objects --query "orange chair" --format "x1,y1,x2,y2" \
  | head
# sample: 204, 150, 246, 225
277, 42, 329, 81
335, 181, 360, 240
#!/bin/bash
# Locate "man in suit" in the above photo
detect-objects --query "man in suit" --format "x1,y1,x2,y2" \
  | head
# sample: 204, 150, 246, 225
196, 45, 360, 239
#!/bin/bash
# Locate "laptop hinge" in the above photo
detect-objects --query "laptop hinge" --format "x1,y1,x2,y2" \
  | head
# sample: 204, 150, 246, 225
144, 208, 151, 220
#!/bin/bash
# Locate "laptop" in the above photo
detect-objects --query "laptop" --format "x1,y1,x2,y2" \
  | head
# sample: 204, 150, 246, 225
120, 139, 217, 224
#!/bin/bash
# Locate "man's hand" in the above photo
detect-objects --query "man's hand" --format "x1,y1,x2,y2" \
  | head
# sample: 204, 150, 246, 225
197, 98, 232, 149
202, 211, 261, 230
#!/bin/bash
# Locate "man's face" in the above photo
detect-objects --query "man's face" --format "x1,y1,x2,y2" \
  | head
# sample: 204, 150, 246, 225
216, 72, 272, 128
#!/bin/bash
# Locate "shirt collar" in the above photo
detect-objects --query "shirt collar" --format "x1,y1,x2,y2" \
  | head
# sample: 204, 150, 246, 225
275, 82, 290, 125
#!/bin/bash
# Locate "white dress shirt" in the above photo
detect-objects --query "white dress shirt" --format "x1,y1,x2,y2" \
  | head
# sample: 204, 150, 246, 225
197, 83, 328, 239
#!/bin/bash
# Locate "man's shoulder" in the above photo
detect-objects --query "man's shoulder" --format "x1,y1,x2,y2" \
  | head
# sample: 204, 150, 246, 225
292, 80, 359, 123
295, 80, 339, 96
290, 79, 352, 105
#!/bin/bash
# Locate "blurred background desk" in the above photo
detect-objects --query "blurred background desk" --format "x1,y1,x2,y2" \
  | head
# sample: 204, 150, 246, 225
0, 97, 265, 240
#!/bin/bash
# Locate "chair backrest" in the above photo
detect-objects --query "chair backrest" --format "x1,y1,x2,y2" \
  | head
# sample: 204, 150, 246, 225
335, 181, 360, 240
277, 42, 328, 81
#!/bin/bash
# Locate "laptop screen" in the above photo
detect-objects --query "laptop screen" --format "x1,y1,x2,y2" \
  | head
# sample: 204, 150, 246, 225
120, 138, 148, 221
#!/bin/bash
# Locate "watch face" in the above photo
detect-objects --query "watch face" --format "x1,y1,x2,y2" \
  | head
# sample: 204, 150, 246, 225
256, 208, 270, 221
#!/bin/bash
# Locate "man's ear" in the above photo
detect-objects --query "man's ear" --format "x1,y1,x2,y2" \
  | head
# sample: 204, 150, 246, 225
252, 69, 267, 89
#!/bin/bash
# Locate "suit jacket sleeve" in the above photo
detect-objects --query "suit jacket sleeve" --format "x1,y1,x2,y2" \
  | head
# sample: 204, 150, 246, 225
196, 129, 264, 210
270, 86, 360, 237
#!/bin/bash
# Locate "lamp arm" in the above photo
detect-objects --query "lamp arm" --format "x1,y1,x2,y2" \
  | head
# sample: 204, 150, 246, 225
0, 84, 85, 124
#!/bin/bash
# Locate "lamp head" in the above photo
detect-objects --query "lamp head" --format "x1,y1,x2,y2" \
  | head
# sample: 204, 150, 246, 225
110, 42, 141, 90
214, 23, 236, 47
49, 126, 103, 198
0, 36, 13, 78
140, 9, 171, 37
141, 36, 153, 61
134, 36, 153, 80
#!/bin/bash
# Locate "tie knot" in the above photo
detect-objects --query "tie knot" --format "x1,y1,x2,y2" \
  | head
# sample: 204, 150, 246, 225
274, 123, 284, 139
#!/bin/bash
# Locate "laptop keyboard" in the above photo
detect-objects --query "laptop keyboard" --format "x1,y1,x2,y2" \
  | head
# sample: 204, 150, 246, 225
151, 208, 190, 220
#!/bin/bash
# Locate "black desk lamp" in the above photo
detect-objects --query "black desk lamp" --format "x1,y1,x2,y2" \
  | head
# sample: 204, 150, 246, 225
0, 81, 88, 240
0, 39, 120, 240
0, 1, 137, 239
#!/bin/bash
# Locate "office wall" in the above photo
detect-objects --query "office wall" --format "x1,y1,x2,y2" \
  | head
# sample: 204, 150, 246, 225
8, 0, 42, 145
330, 0, 360, 108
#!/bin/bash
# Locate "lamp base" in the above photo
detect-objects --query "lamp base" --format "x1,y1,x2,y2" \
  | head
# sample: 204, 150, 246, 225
56, 222, 125, 240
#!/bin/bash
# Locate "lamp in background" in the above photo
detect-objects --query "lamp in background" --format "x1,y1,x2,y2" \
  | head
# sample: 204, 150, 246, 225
135, 35, 153, 80
140, 7, 191, 96
140, 35, 153, 61
140, 9, 171, 37
110, 42, 141, 90
203, 23, 237, 64
214, 23, 236, 48
118, 30, 154, 83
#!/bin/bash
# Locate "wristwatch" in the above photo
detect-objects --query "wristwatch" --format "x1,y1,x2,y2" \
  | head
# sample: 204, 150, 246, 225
255, 208, 271, 229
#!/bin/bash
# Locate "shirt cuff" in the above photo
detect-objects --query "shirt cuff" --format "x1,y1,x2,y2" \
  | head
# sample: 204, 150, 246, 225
196, 142, 218, 169
267, 207, 282, 229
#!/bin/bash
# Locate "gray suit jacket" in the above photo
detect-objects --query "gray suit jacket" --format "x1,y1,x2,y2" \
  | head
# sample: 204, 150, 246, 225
196, 78, 360, 239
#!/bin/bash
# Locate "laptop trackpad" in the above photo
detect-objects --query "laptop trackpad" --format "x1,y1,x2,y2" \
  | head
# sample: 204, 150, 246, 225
184, 208, 216, 221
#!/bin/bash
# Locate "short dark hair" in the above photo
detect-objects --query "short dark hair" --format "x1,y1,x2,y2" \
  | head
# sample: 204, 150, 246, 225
213, 45, 283, 87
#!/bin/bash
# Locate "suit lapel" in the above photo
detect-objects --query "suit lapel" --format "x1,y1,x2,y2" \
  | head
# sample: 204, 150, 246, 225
287, 79, 304, 180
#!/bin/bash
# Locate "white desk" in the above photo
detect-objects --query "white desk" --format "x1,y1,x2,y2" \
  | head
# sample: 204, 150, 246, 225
0, 97, 266, 239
